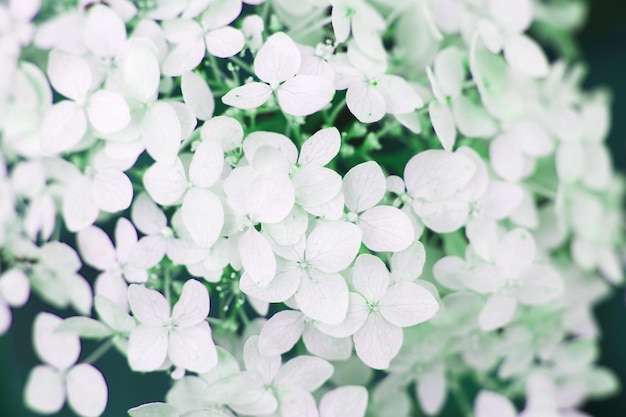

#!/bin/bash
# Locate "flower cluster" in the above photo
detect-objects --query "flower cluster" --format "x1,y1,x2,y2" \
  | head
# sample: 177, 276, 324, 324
0, 0, 623, 416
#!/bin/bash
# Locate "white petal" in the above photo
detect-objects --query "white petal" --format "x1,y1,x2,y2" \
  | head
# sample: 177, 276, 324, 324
416, 366, 447, 416
353, 313, 402, 370
201, 0, 242, 29
556, 143, 584, 184
24, 365, 65, 415
47, 50, 91, 101
302, 325, 352, 361
478, 293, 517, 331
296, 270, 349, 325
92, 169, 133, 213
127, 284, 170, 325
378, 75, 423, 114
95, 273, 128, 310
451, 96, 498, 138
189, 138, 224, 187
205, 26, 245, 58
258, 310, 305, 356
346, 81, 386, 123
243, 131, 298, 165
143, 159, 188, 206
66, 364, 108, 417
239, 228, 276, 286
275, 355, 333, 391
169, 322, 218, 373
510, 120, 554, 157
128, 403, 178, 417
239, 267, 300, 303
583, 145, 612, 190
181, 188, 224, 249
516, 264, 563, 306
490, 135, 527, 182
331, 6, 350, 43
143, 102, 182, 164
254, 32, 301, 84
87, 90, 131, 134
404, 150, 476, 201
390, 242, 426, 283
9, 0, 40, 21
131, 193, 167, 234
171, 279, 210, 326
77, 226, 117, 271
33, 312, 80, 370
298, 127, 341, 167
162, 37, 206, 76
479, 181, 523, 220
319, 386, 368, 417
244, 336, 281, 383
121, 38, 161, 103
343, 161, 386, 212
379, 281, 439, 327
40, 101, 87, 154
222, 82, 273, 110
315, 292, 369, 339
293, 165, 342, 207
504, 34, 549, 78
127, 325, 169, 371
352, 254, 390, 303
434, 47, 464, 98
115, 217, 138, 263
246, 173, 295, 224
0, 269, 30, 307
414, 197, 470, 233
429, 101, 456, 151
200, 115, 244, 152
306, 221, 362, 273
181, 71, 215, 121
277, 75, 335, 117
265, 205, 308, 246
94, 295, 135, 332
128, 235, 167, 269
432, 256, 468, 290
84, 4, 126, 58
358, 206, 415, 252
494, 228, 536, 276
277, 385, 318, 417
474, 390, 517, 417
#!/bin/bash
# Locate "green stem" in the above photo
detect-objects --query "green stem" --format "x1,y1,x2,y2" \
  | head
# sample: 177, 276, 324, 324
164, 267, 171, 305
449, 379, 474, 417
326, 96, 347, 127
83, 339, 114, 365
229, 55, 255, 75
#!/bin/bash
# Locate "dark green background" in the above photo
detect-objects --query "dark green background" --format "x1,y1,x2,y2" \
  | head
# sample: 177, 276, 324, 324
1, 1, 626, 416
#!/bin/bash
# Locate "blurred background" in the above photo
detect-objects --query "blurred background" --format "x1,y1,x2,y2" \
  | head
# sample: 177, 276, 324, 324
1, 1, 625, 416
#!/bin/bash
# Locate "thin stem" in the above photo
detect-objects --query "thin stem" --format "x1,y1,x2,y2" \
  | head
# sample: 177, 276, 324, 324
449, 378, 474, 417
229, 55, 255, 75
84, 339, 114, 365
164, 267, 172, 305
326, 96, 347, 127
288, 16, 332, 39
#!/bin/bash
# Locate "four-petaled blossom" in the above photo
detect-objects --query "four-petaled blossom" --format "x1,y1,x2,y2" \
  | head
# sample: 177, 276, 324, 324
127, 279, 218, 373
222, 32, 335, 116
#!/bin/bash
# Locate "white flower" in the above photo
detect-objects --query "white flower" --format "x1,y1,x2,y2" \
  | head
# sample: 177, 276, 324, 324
329, 0, 387, 61
206, 336, 333, 417
318, 254, 439, 369
127, 279, 218, 373
24, 312, 108, 417
143, 136, 225, 250
258, 309, 352, 360
222, 32, 335, 116
77, 218, 147, 309
62, 151, 133, 232
451, 228, 564, 331
30, 241, 93, 315
331, 45, 423, 123
40, 49, 131, 154
240, 220, 361, 325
